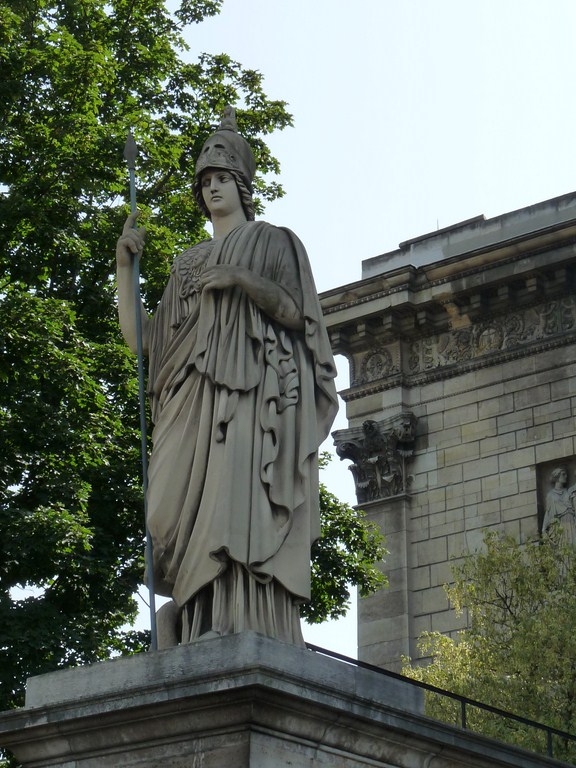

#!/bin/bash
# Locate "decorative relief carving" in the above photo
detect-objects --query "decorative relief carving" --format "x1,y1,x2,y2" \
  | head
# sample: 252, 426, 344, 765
354, 346, 399, 386
333, 413, 417, 504
407, 296, 576, 375
537, 458, 576, 538
542, 466, 576, 545
542, 298, 576, 335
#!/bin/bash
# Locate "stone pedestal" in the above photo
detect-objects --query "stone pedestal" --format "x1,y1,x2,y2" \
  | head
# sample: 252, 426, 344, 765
0, 632, 560, 767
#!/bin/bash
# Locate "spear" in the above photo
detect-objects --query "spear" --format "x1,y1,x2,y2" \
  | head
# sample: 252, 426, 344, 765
123, 132, 158, 651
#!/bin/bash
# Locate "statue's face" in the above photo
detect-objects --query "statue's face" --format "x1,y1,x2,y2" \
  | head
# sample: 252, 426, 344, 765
201, 169, 242, 218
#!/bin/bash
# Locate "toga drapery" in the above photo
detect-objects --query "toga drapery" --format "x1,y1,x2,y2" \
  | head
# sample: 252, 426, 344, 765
543, 484, 576, 547
146, 221, 338, 643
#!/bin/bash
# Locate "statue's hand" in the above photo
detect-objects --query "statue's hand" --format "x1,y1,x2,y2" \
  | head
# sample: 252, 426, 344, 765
199, 265, 249, 291
116, 211, 146, 268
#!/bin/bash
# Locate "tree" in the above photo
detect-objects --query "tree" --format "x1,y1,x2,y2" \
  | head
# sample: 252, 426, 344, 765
0, 1, 386, 746
401, 527, 576, 762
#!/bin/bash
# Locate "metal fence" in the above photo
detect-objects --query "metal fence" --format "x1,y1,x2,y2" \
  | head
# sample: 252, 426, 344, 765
306, 643, 576, 763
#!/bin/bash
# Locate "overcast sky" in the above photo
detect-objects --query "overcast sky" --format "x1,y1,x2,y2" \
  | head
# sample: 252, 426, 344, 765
162, 0, 576, 655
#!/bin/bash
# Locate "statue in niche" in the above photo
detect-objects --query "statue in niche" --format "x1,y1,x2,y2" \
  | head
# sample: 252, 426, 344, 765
116, 107, 338, 647
542, 467, 576, 546
335, 419, 411, 504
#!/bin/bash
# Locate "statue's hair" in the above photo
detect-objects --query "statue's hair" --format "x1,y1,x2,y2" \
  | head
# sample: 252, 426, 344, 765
230, 169, 255, 221
193, 168, 255, 223
551, 466, 568, 484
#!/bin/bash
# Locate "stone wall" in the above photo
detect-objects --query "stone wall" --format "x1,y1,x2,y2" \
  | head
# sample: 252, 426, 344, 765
409, 344, 576, 640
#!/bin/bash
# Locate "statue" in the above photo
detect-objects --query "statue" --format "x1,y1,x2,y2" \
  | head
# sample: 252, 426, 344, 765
542, 467, 576, 546
116, 108, 338, 647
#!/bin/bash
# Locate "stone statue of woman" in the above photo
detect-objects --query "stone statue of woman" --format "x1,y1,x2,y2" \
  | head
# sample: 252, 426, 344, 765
115, 108, 338, 647
542, 466, 576, 546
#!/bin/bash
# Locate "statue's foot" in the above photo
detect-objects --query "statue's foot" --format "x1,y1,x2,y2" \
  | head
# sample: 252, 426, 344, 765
196, 629, 222, 641
156, 600, 181, 649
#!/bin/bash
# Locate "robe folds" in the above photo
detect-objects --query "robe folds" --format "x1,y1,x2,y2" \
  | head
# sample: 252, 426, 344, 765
543, 484, 576, 546
146, 221, 338, 642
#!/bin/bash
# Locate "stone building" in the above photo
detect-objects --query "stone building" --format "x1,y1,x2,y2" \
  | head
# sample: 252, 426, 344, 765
320, 191, 576, 671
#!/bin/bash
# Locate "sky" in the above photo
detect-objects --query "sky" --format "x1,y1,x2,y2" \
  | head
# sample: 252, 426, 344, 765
138, 0, 576, 656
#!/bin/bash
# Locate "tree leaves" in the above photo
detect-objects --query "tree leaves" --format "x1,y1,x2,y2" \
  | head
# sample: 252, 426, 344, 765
402, 527, 576, 761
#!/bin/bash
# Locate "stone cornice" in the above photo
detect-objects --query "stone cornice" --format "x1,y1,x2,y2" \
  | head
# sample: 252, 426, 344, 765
322, 241, 576, 361
321, 194, 576, 329
321, 196, 576, 401
323, 246, 575, 334
321, 230, 576, 317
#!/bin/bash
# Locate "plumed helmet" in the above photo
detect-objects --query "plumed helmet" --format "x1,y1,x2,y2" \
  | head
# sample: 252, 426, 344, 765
194, 106, 256, 194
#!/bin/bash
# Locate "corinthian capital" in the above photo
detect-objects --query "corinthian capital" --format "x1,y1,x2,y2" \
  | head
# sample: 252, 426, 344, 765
333, 412, 417, 504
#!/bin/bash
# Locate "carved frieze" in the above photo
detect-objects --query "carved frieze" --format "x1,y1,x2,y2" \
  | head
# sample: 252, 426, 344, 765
333, 413, 417, 505
340, 297, 576, 397
407, 296, 576, 377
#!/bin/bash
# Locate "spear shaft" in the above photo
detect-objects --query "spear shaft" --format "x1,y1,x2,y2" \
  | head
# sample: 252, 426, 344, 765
123, 132, 158, 651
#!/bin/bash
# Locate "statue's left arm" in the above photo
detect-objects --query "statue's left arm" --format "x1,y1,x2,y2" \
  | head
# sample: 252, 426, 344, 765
199, 264, 304, 331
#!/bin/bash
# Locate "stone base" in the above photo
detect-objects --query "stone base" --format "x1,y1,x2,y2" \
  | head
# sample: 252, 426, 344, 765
0, 632, 561, 767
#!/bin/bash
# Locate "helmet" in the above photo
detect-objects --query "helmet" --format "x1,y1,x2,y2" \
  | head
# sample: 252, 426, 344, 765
194, 106, 256, 194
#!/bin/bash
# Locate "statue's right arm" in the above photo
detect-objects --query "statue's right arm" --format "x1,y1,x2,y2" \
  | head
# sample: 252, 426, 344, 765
115, 212, 150, 355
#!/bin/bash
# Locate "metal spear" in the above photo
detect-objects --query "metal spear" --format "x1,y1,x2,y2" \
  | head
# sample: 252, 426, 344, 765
123, 132, 158, 651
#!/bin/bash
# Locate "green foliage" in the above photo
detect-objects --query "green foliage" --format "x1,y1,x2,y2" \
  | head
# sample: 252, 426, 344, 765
402, 527, 576, 762
302, 454, 388, 624
0, 0, 291, 729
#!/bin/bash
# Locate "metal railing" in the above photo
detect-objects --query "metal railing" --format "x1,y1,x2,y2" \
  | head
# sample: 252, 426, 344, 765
306, 643, 576, 763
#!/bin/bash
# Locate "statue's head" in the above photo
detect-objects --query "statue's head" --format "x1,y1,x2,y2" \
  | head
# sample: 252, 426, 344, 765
551, 467, 568, 486
194, 107, 256, 221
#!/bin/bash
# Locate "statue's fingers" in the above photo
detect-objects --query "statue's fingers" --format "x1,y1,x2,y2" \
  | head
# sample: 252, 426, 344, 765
120, 235, 137, 255
123, 209, 140, 234
127, 228, 145, 251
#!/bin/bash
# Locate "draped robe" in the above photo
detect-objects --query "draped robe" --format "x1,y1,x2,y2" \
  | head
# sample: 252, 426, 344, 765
146, 221, 338, 644
543, 483, 576, 546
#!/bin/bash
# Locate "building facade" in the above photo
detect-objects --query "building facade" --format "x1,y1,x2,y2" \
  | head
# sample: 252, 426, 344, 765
320, 192, 576, 671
